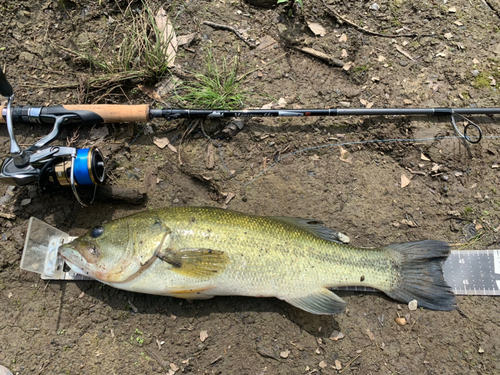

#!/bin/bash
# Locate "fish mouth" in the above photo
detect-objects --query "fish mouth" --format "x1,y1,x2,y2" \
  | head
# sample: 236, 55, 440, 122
59, 244, 94, 278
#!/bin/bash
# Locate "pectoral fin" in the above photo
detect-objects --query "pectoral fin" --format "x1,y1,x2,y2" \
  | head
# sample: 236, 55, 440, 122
157, 248, 229, 278
281, 288, 347, 315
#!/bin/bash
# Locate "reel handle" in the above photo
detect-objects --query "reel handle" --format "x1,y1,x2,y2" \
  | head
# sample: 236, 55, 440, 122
0, 104, 150, 124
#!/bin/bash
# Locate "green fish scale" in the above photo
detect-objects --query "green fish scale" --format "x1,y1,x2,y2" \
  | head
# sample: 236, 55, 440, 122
149, 207, 399, 296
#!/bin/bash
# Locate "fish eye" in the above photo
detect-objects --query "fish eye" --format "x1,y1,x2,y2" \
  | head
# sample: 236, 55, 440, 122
91, 226, 104, 238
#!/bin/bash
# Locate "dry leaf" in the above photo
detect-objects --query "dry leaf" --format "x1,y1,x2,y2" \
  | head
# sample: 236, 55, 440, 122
155, 7, 178, 68
339, 147, 348, 159
224, 192, 236, 205
401, 174, 411, 188
343, 62, 353, 71
431, 163, 441, 172
365, 329, 375, 341
154, 137, 170, 149
395, 45, 415, 61
308, 22, 326, 37
167, 143, 177, 153
319, 360, 327, 369
200, 330, 209, 342
138, 84, 163, 102
177, 33, 196, 46
334, 360, 342, 370
330, 330, 345, 341
170, 363, 179, 372
206, 143, 215, 170
339, 33, 347, 43
444, 32, 453, 40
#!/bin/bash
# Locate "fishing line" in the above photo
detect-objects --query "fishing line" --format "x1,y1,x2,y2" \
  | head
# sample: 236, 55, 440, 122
199, 133, 500, 186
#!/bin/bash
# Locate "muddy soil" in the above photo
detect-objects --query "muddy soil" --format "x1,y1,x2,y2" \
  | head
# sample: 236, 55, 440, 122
1, 0, 500, 374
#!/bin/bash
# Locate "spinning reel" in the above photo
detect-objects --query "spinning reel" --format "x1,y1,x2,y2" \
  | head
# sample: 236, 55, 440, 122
0, 68, 105, 206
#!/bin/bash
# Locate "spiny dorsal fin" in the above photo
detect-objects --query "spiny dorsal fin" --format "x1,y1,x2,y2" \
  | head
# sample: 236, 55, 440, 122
281, 288, 347, 315
269, 217, 349, 244
157, 248, 229, 278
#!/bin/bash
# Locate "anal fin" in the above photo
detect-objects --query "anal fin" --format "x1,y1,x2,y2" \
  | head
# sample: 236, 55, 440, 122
281, 288, 346, 315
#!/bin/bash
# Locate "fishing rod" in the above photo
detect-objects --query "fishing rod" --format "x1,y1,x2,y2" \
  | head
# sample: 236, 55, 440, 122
1, 67, 499, 205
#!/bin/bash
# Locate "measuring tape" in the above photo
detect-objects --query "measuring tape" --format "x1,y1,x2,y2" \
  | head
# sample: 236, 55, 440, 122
443, 250, 500, 295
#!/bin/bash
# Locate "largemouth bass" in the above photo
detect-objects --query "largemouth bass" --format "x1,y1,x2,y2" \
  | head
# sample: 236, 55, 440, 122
59, 207, 456, 315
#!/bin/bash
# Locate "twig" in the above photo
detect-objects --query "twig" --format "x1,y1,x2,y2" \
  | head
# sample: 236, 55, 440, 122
322, 0, 429, 38
0, 212, 16, 220
339, 354, 361, 373
145, 347, 168, 368
291, 46, 344, 67
203, 21, 255, 47
36, 361, 50, 375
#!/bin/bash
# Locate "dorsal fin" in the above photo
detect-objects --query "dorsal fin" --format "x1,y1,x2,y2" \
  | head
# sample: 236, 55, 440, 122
269, 217, 350, 244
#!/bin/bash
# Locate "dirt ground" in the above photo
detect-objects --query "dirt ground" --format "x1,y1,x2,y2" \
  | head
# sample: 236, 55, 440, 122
1, 0, 500, 374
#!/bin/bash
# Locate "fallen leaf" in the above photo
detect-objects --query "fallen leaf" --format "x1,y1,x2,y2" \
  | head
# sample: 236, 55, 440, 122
206, 143, 215, 170
401, 174, 411, 188
170, 363, 179, 372
224, 192, 236, 205
177, 33, 196, 46
365, 329, 375, 341
280, 350, 290, 359
431, 163, 441, 172
334, 360, 342, 370
256, 35, 278, 50
319, 360, 327, 369
444, 32, 453, 40
154, 137, 171, 149
395, 45, 415, 61
138, 84, 163, 102
155, 7, 178, 68
200, 330, 209, 342
339, 33, 347, 43
308, 22, 326, 37
339, 147, 348, 159
330, 330, 345, 341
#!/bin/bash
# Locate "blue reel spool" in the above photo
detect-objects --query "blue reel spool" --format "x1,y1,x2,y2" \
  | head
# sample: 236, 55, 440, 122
73, 148, 105, 185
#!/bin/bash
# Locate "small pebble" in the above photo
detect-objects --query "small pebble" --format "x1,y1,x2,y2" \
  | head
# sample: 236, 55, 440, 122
408, 300, 418, 311
395, 317, 407, 326
441, 175, 449, 181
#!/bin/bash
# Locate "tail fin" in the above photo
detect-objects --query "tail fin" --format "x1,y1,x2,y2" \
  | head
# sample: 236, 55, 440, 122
384, 240, 456, 311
